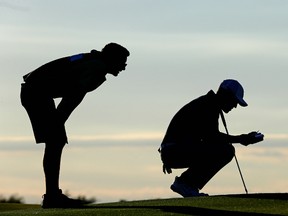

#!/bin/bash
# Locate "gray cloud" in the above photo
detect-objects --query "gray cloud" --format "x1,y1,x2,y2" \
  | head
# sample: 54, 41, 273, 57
0, 1, 28, 11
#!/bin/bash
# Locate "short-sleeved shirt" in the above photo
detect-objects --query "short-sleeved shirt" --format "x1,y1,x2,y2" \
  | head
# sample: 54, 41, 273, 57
23, 50, 107, 98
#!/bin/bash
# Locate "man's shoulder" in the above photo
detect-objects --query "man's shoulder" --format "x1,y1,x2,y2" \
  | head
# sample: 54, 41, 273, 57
182, 90, 216, 109
190, 90, 215, 103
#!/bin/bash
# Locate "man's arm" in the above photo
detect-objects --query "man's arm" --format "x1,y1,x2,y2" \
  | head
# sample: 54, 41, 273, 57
56, 92, 86, 124
204, 131, 241, 144
219, 132, 264, 146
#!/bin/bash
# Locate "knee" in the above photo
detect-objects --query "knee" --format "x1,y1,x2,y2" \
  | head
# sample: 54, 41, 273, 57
45, 142, 65, 153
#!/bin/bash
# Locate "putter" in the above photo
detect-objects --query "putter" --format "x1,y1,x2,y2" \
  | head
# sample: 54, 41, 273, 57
220, 111, 248, 194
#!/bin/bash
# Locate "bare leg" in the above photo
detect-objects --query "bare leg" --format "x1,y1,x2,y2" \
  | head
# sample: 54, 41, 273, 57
43, 142, 65, 195
42, 142, 88, 208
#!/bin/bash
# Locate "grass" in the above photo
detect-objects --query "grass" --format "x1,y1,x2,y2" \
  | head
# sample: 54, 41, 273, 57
0, 193, 287, 216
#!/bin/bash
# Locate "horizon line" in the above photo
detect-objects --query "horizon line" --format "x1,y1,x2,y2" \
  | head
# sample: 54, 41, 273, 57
0, 132, 287, 142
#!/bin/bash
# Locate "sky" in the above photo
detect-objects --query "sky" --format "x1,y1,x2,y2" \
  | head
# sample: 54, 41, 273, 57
0, 0, 288, 204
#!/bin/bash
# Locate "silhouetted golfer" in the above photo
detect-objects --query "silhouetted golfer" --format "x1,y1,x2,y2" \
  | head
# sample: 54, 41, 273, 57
21, 43, 130, 208
158, 79, 263, 197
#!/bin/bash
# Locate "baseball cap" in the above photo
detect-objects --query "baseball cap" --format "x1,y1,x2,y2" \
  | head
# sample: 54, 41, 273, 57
219, 79, 248, 107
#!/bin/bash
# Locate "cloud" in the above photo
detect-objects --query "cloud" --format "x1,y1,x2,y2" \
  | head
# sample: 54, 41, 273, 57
0, 132, 286, 143
0, 1, 28, 11
265, 133, 288, 140
0, 136, 34, 142
0, 132, 163, 143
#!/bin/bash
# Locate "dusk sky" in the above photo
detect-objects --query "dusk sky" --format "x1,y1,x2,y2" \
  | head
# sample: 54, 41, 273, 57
0, 0, 287, 204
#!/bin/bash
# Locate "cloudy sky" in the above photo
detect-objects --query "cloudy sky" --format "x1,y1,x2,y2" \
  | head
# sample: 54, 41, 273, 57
0, 0, 287, 204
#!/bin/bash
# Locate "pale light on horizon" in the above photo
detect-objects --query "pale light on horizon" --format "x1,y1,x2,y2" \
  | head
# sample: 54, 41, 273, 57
0, 132, 287, 143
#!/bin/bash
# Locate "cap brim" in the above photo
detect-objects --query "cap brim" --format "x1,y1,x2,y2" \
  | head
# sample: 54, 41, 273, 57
237, 98, 248, 107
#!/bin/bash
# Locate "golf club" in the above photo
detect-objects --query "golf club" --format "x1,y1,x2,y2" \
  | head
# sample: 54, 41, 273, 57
220, 111, 248, 194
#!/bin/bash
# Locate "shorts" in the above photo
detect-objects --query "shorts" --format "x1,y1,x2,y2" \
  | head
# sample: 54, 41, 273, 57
20, 83, 68, 144
160, 141, 235, 169
160, 142, 193, 169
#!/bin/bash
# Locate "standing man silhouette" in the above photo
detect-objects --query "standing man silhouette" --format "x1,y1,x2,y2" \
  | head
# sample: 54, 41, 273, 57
21, 43, 130, 208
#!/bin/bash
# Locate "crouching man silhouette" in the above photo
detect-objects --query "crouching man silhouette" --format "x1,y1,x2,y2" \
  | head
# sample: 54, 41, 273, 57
158, 79, 263, 197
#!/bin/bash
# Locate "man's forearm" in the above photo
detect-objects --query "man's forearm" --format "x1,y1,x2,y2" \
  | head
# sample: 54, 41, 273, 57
56, 93, 86, 123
